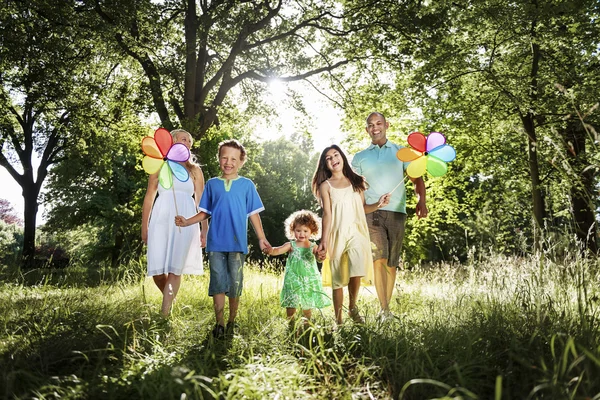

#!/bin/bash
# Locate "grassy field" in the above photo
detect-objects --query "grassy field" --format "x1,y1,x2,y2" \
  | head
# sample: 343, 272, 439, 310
1, 252, 600, 399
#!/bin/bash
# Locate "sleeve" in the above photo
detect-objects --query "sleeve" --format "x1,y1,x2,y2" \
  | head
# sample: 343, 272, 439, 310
198, 179, 212, 215
246, 180, 265, 216
351, 153, 362, 174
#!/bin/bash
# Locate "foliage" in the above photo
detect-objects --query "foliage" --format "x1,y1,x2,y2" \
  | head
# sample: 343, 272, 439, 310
0, 199, 22, 226
251, 137, 319, 261
2, 252, 600, 398
42, 113, 149, 268
83, 0, 356, 139
0, 220, 23, 265
338, 0, 600, 260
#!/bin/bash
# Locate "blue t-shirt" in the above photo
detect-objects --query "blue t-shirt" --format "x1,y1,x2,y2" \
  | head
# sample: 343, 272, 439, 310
199, 176, 265, 253
352, 141, 410, 214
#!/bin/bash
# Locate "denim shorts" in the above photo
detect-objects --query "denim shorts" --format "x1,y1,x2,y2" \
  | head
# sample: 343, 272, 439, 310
208, 252, 246, 297
366, 210, 407, 268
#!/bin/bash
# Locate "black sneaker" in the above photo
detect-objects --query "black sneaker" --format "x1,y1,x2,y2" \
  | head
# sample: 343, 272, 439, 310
226, 321, 239, 336
212, 324, 225, 339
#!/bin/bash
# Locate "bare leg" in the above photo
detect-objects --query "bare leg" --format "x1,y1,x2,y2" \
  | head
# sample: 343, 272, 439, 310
348, 276, 361, 311
153, 274, 167, 293
332, 288, 343, 324
213, 293, 226, 327
385, 266, 397, 307
373, 259, 390, 311
228, 297, 239, 323
160, 273, 181, 316
302, 309, 312, 320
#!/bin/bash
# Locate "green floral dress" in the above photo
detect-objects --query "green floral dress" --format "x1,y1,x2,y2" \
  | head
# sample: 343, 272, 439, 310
280, 241, 332, 309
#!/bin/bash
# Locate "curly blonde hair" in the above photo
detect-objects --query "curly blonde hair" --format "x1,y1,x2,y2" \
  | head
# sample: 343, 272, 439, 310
283, 210, 321, 240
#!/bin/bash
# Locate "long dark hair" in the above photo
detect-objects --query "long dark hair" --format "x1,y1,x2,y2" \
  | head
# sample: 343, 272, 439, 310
311, 144, 367, 202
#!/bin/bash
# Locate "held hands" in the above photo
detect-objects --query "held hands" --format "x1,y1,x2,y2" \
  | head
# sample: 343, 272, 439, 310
312, 245, 326, 262
316, 242, 327, 262
174, 215, 189, 227
259, 238, 272, 254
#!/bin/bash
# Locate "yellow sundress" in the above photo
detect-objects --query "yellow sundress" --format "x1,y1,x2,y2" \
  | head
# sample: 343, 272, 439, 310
321, 181, 374, 289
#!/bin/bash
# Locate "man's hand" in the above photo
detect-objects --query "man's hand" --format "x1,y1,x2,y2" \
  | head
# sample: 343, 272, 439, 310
415, 200, 428, 219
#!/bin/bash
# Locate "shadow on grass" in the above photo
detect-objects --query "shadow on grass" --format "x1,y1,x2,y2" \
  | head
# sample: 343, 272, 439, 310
0, 263, 144, 288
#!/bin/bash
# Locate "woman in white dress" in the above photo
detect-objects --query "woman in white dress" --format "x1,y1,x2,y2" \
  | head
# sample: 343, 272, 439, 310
141, 129, 208, 316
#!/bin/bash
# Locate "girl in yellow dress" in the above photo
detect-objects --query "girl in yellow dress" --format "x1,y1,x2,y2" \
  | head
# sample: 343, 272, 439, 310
312, 144, 390, 325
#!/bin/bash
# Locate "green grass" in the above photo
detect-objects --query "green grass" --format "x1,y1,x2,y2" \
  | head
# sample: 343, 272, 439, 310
1, 252, 600, 399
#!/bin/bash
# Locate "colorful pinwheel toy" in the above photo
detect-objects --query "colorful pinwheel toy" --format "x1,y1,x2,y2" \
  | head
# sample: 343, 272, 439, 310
141, 128, 191, 189
396, 131, 456, 178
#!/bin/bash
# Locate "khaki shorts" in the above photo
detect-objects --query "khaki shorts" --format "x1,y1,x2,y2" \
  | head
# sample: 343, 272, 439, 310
366, 210, 407, 268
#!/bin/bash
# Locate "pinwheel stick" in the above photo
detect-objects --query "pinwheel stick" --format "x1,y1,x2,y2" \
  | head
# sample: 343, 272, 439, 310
172, 186, 181, 233
379, 176, 406, 207
389, 176, 406, 195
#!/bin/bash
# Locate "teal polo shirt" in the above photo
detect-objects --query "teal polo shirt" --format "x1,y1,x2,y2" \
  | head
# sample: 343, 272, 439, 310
351, 141, 410, 214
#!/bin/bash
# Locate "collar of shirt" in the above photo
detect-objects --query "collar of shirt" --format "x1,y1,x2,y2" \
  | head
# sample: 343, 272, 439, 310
367, 140, 391, 150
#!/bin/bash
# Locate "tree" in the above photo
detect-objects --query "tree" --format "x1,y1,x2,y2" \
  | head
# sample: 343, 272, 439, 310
0, 0, 116, 265
87, 0, 356, 139
341, 0, 600, 253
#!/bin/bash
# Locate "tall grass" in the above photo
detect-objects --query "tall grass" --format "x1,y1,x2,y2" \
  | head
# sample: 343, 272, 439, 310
1, 251, 600, 399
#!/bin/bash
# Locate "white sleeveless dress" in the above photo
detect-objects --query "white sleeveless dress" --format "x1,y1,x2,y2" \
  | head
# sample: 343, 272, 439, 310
147, 175, 203, 276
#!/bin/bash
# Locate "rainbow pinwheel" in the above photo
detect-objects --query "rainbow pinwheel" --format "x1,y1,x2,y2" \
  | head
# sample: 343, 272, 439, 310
396, 131, 456, 178
141, 128, 191, 189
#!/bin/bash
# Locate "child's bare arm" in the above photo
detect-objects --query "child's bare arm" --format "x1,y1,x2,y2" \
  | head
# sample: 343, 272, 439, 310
317, 181, 332, 258
266, 242, 292, 256
175, 211, 209, 227
249, 213, 272, 251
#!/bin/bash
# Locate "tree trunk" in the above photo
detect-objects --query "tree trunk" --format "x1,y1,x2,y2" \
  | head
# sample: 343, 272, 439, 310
111, 224, 124, 268
522, 112, 546, 249
21, 182, 39, 267
566, 120, 598, 253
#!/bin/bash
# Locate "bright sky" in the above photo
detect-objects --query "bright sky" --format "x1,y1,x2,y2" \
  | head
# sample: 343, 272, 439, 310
0, 81, 347, 224
255, 79, 346, 150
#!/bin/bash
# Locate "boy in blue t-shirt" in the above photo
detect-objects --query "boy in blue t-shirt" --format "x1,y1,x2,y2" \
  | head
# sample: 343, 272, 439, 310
175, 139, 271, 338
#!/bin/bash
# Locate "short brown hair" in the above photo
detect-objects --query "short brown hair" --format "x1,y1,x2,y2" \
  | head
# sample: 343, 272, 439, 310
218, 139, 247, 162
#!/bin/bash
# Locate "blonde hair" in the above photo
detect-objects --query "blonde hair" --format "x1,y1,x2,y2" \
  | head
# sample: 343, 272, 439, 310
171, 129, 201, 182
283, 210, 321, 240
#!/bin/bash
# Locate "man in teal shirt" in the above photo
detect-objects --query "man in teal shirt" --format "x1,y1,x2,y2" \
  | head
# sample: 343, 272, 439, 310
352, 112, 428, 320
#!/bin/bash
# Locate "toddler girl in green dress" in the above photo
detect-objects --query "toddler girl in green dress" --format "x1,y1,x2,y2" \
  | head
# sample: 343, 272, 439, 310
266, 210, 332, 323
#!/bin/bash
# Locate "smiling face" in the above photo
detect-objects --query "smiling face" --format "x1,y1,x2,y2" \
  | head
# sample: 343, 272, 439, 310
219, 145, 243, 179
174, 131, 192, 149
325, 148, 343, 173
292, 224, 313, 245
366, 113, 389, 146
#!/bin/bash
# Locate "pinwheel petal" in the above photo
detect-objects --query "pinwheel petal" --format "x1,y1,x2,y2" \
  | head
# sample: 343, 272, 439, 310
406, 156, 427, 178
407, 132, 427, 153
154, 128, 173, 157
167, 143, 191, 163
429, 144, 456, 162
142, 156, 164, 174
168, 160, 190, 182
397, 147, 422, 162
426, 132, 446, 152
142, 137, 163, 159
158, 162, 173, 189
427, 156, 448, 177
